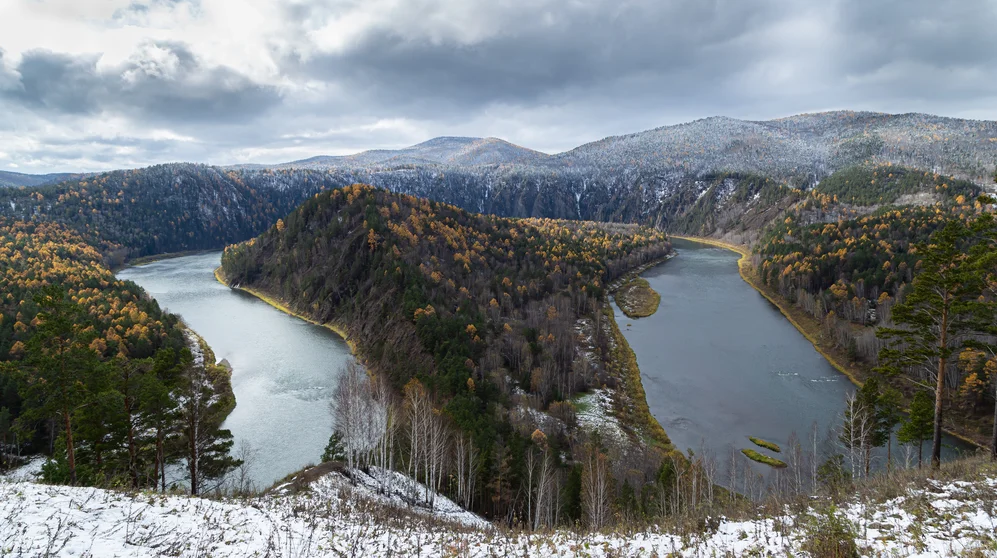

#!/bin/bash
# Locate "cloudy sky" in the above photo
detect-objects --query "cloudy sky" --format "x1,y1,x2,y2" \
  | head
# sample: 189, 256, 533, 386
1, 0, 996, 173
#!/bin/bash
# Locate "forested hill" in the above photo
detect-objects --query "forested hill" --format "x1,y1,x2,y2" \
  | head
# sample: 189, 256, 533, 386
220, 184, 673, 520
0, 164, 360, 265
0, 170, 81, 189
0, 220, 237, 492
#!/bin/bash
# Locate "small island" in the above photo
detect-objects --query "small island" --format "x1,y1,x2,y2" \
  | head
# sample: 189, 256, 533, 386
615, 277, 661, 318
749, 436, 781, 453
741, 448, 788, 468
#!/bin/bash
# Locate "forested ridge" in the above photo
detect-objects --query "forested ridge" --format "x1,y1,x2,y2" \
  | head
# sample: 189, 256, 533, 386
748, 168, 997, 462
221, 184, 681, 525
0, 164, 347, 266
0, 220, 238, 493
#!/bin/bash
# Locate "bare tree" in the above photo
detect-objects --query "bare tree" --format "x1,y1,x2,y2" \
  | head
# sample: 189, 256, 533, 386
581, 442, 612, 529
454, 433, 478, 510
331, 359, 386, 482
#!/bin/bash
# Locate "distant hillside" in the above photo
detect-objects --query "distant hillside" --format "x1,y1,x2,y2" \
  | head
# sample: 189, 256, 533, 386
277, 111, 997, 187
8, 111, 997, 257
237, 111, 997, 242
552, 111, 997, 185
283, 136, 549, 169
0, 164, 342, 265
0, 170, 80, 188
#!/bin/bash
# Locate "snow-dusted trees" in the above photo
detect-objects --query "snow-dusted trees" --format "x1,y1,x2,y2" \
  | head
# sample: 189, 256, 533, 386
175, 353, 239, 495
838, 381, 887, 479
527, 429, 557, 530
331, 360, 387, 480
401, 378, 450, 508
403, 378, 430, 493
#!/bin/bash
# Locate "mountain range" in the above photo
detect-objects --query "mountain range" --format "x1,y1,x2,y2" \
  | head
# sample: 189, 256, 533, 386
277, 111, 997, 185
3, 111, 996, 253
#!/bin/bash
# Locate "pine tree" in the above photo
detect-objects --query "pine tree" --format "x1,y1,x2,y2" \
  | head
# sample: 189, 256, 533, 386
897, 391, 934, 468
877, 220, 987, 468
175, 356, 240, 495
877, 387, 904, 472
18, 286, 97, 485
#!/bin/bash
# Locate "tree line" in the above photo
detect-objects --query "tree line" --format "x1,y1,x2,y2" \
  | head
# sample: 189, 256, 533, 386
756, 185, 997, 462
0, 220, 239, 493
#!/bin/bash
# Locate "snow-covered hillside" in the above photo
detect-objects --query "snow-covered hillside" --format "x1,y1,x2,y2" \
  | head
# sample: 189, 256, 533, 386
2, 458, 996, 557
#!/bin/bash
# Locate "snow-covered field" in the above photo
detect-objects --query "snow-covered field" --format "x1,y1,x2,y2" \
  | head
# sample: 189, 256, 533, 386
2, 459, 996, 557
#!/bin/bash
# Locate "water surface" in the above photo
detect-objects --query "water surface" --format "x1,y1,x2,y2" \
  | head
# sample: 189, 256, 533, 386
616, 239, 969, 477
118, 252, 351, 488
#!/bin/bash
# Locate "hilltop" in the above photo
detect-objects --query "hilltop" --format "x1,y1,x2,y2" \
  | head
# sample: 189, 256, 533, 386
280, 136, 549, 169
0, 170, 80, 188
220, 184, 674, 524
2, 453, 995, 556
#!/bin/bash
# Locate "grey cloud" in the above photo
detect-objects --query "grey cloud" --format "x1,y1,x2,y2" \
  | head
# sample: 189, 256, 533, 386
829, 0, 997, 101
1, 42, 281, 123
285, 0, 783, 113
7, 0, 997, 173
5, 51, 106, 113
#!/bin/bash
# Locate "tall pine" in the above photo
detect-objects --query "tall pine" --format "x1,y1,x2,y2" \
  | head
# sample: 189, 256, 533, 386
877, 220, 987, 468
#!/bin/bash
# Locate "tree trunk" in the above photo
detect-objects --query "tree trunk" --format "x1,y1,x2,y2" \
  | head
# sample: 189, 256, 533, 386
126, 396, 137, 488
63, 408, 77, 485
189, 407, 199, 496
156, 426, 165, 492
931, 302, 949, 469
991, 376, 997, 461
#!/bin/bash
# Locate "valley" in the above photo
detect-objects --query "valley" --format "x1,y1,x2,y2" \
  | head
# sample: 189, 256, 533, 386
1, 110, 996, 552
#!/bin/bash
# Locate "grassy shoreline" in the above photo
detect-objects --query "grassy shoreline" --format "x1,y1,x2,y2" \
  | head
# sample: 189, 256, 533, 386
602, 305, 673, 451
213, 267, 357, 354
671, 235, 985, 450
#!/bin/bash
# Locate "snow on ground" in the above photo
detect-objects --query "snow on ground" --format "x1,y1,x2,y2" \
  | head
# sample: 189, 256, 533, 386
574, 388, 628, 445
1, 457, 995, 557
0, 456, 44, 483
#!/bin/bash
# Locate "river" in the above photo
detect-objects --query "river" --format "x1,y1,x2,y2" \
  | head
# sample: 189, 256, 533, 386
615, 239, 971, 479
118, 244, 969, 491
118, 252, 352, 489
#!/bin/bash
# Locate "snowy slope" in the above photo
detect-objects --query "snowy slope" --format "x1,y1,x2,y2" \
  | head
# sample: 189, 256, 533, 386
2, 461, 996, 557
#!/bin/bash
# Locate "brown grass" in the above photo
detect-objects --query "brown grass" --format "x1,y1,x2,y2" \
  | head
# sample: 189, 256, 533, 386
614, 277, 661, 318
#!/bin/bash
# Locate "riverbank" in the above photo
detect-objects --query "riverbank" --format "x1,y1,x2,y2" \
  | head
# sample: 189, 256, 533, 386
670, 235, 985, 450
213, 267, 357, 355
602, 305, 673, 452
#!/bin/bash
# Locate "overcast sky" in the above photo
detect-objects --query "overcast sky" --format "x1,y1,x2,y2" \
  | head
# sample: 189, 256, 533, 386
1, 0, 996, 173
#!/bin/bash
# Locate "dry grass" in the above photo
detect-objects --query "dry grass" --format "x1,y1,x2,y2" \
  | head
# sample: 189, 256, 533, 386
749, 436, 781, 453
741, 448, 788, 468
614, 277, 661, 318
602, 306, 672, 451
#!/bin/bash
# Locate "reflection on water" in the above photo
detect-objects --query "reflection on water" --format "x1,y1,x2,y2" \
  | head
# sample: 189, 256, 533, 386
118, 252, 352, 488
